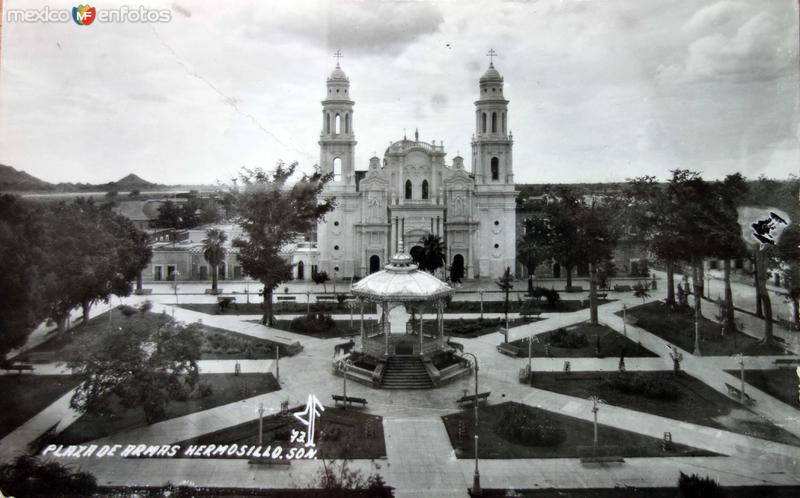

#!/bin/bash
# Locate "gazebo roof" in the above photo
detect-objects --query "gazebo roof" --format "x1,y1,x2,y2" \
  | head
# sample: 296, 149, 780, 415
351, 244, 453, 302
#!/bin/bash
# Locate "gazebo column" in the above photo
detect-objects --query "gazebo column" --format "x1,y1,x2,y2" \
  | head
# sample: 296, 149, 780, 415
438, 302, 444, 348
383, 302, 390, 356
359, 299, 365, 345
419, 304, 424, 355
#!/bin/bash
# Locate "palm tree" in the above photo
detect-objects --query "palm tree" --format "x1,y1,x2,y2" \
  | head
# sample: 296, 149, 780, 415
416, 234, 446, 275
203, 228, 227, 294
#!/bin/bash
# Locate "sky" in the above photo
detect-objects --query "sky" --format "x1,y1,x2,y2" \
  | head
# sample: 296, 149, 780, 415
0, 0, 798, 185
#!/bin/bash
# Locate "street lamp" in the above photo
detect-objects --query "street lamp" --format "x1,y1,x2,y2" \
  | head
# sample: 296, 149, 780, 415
622, 304, 628, 338
589, 395, 605, 456
693, 311, 701, 356
735, 353, 746, 403
338, 358, 353, 409
478, 289, 485, 320
461, 352, 481, 497
526, 335, 539, 381
171, 270, 181, 317
257, 402, 265, 445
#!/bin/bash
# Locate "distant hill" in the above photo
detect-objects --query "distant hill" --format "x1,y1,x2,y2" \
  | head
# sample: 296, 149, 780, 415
105, 174, 159, 190
0, 164, 54, 191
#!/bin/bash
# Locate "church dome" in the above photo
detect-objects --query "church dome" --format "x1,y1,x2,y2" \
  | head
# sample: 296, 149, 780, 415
351, 243, 453, 302
480, 63, 503, 82
328, 65, 348, 81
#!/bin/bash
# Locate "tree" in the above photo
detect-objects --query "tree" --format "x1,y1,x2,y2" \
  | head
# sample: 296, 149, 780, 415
313, 270, 330, 293
517, 216, 552, 277
542, 187, 587, 289
68, 315, 201, 424
0, 195, 49, 357
496, 266, 514, 342
202, 228, 227, 294
0, 455, 97, 497
777, 224, 800, 327
633, 282, 650, 304
231, 163, 335, 326
416, 233, 446, 274
313, 459, 393, 496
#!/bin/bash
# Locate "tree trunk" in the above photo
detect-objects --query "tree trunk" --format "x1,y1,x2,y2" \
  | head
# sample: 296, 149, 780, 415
565, 265, 573, 288
136, 272, 143, 292
82, 300, 91, 325
723, 259, 735, 333
754, 259, 763, 318
589, 262, 598, 325
56, 316, 67, 334
666, 260, 675, 305
691, 257, 702, 314
211, 264, 218, 292
262, 287, 275, 326
754, 249, 773, 343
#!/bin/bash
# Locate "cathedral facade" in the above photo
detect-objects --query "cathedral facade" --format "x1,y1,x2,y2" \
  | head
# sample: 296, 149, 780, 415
307, 58, 517, 281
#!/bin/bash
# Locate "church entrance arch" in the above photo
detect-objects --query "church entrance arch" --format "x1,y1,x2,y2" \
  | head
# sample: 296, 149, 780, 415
369, 255, 381, 274
451, 254, 465, 282
297, 260, 305, 280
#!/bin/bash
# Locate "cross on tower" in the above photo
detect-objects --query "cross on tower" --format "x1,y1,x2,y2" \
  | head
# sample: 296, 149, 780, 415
486, 48, 498, 65
333, 49, 343, 67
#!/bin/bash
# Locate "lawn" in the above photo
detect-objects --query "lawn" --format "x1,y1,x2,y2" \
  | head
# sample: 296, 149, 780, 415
0, 375, 80, 439
18, 309, 287, 361
271, 317, 379, 339
54, 373, 280, 445
478, 487, 800, 498
621, 302, 788, 356
507, 322, 657, 358
442, 401, 713, 459
176, 406, 385, 460
409, 317, 539, 339
530, 371, 800, 446
178, 301, 377, 315
443, 298, 613, 314
723, 369, 800, 408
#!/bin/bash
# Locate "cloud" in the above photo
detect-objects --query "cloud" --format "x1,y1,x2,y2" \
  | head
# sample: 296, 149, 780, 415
658, 7, 796, 84
430, 92, 448, 112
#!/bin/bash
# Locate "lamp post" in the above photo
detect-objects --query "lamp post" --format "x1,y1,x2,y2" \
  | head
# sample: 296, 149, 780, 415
527, 335, 539, 380
589, 395, 605, 456
257, 402, 265, 445
735, 353, 745, 403
306, 290, 311, 314
461, 352, 481, 496
172, 270, 181, 317
693, 311, 701, 356
275, 345, 280, 384
479, 289, 485, 320
622, 304, 627, 337
338, 359, 353, 409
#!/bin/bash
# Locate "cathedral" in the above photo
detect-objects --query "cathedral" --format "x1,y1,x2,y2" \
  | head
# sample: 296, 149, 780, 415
296, 54, 517, 281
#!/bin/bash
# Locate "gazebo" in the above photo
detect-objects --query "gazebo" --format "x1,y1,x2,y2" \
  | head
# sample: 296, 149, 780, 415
351, 243, 454, 358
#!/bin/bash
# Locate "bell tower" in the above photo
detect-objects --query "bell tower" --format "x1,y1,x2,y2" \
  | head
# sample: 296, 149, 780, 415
471, 49, 513, 186
319, 50, 356, 185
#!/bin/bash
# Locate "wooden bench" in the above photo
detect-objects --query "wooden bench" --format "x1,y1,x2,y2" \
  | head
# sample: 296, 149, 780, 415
217, 297, 237, 312
519, 309, 542, 318
613, 285, 632, 292
774, 358, 800, 366
1, 362, 35, 374
276, 296, 296, 302
331, 394, 368, 407
596, 293, 608, 300
316, 295, 338, 302
496, 343, 520, 357
725, 383, 755, 405
457, 391, 491, 407
248, 457, 291, 466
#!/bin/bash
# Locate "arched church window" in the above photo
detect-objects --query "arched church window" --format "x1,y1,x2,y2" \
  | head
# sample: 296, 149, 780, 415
345, 113, 350, 134
335, 113, 341, 134
502, 113, 506, 134
326, 113, 330, 134
421, 180, 429, 200
481, 113, 487, 133
491, 157, 499, 181
333, 157, 342, 181
405, 180, 412, 199
491, 112, 497, 133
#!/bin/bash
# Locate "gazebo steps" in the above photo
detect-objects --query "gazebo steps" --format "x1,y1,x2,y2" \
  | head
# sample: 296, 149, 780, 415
381, 357, 434, 389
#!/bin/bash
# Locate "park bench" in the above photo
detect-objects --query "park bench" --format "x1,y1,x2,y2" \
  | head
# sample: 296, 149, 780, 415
774, 358, 800, 368
596, 293, 608, 300
1, 362, 35, 374
496, 343, 520, 357
565, 286, 583, 293
248, 457, 291, 466
613, 285, 632, 292
519, 309, 542, 318
725, 383, 756, 406
27, 351, 56, 363
331, 394, 368, 408
276, 296, 296, 302
217, 296, 238, 312
457, 391, 491, 408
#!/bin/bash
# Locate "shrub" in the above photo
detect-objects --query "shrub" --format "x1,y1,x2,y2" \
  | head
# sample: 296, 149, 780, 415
198, 382, 213, 398
549, 328, 588, 348
138, 300, 153, 314
604, 373, 680, 401
119, 304, 138, 318
290, 313, 336, 334
545, 288, 560, 308
494, 405, 566, 447
336, 294, 348, 304
678, 472, 723, 498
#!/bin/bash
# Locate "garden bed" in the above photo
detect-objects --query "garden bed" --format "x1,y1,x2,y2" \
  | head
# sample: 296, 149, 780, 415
477, 486, 800, 498
442, 401, 713, 459
178, 301, 376, 315
0, 375, 80, 439
530, 371, 800, 446
507, 322, 656, 358
620, 302, 788, 356
723, 369, 800, 408
53, 374, 280, 445
270, 315, 378, 339
176, 406, 385, 460
443, 298, 612, 314
185, 323, 294, 359
409, 317, 539, 338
